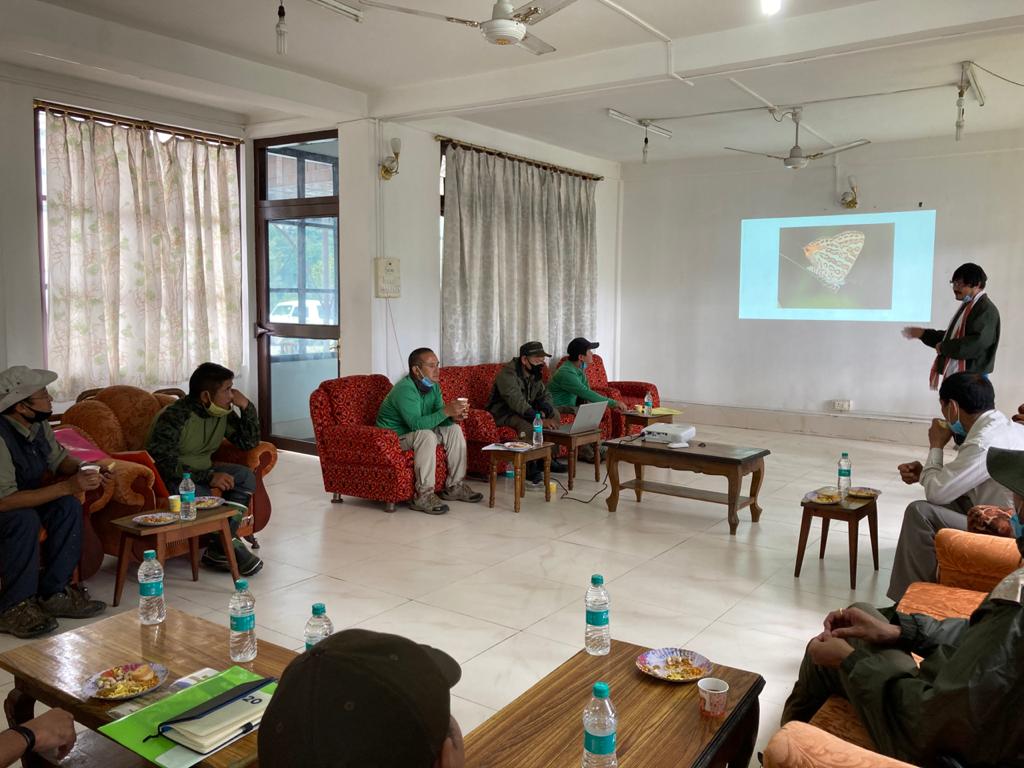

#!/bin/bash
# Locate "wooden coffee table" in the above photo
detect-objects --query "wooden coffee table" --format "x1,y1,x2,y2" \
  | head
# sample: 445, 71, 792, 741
110, 506, 241, 607
543, 429, 601, 490
0, 608, 298, 768
604, 438, 769, 534
796, 493, 880, 589
465, 639, 764, 767
487, 443, 553, 513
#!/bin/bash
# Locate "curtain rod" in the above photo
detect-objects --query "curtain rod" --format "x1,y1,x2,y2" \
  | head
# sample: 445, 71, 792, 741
436, 135, 603, 181
34, 100, 242, 146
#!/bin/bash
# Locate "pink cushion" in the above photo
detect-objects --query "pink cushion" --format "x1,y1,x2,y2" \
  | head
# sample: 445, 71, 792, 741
53, 426, 111, 463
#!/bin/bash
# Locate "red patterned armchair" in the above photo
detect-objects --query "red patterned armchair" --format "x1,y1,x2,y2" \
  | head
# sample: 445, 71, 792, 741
310, 375, 448, 512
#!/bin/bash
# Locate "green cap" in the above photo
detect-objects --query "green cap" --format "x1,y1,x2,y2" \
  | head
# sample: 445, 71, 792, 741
235, 579, 248, 591
593, 682, 610, 699
143, 550, 156, 560
183, 472, 191, 478
841, 452, 849, 458
312, 603, 326, 616
591, 574, 604, 586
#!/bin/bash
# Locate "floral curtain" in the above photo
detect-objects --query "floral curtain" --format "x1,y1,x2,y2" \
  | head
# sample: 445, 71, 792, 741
441, 144, 597, 366
45, 110, 242, 398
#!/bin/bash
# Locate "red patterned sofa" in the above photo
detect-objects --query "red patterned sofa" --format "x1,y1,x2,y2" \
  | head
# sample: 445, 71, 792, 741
552, 354, 661, 437
310, 375, 448, 511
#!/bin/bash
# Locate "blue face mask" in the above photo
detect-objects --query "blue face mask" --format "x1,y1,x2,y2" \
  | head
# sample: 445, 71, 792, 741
580, 362, 588, 371
950, 419, 967, 438
1011, 513, 1023, 540
416, 375, 434, 392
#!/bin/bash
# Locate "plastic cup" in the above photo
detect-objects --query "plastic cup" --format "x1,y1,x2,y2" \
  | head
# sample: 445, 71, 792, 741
167, 495, 181, 514
698, 677, 729, 717
80, 463, 100, 474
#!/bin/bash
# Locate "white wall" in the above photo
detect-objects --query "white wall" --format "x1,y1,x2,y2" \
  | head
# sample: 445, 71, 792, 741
619, 130, 1024, 419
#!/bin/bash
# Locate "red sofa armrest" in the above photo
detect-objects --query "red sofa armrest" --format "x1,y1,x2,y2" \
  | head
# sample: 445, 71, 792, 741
608, 381, 660, 405
317, 424, 408, 464
460, 408, 501, 444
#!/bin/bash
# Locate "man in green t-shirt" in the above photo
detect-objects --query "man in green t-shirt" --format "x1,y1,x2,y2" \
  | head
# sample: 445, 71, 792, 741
549, 338, 626, 463
376, 348, 482, 515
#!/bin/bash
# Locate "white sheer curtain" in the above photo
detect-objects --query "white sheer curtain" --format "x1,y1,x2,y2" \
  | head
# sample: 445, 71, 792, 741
45, 110, 242, 398
441, 144, 597, 365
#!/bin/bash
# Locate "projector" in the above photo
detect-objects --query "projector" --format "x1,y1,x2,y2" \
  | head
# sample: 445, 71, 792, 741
641, 423, 697, 446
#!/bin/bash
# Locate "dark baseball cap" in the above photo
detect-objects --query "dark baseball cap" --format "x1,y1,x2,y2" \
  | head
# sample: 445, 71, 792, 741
258, 629, 462, 767
519, 341, 552, 358
567, 337, 599, 359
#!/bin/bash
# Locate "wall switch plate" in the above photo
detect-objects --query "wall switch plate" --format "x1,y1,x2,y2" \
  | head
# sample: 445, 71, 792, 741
832, 399, 853, 412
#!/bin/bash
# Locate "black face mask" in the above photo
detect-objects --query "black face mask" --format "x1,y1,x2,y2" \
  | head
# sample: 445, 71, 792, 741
24, 406, 52, 423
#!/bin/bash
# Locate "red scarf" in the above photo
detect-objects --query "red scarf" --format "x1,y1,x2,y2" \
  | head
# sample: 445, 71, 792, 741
929, 293, 982, 390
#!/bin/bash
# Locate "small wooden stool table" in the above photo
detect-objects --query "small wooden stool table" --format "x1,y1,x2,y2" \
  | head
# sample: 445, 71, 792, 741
622, 410, 675, 432
487, 443, 553, 513
795, 492, 880, 589
110, 506, 241, 606
542, 429, 601, 490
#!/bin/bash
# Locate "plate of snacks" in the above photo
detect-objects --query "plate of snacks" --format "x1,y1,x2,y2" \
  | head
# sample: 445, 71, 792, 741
847, 486, 881, 499
195, 496, 223, 510
635, 648, 712, 683
132, 513, 178, 527
804, 487, 841, 504
502, 442, 533, 451
84, 662, 168, 700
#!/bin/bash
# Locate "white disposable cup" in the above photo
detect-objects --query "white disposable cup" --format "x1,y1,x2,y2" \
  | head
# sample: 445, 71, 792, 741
698, 677, 729, 717
457, 397, 469, 407
80, 464, 100, 474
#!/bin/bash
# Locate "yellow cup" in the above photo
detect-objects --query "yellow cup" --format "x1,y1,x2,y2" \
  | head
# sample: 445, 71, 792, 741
168, 495, 181, 513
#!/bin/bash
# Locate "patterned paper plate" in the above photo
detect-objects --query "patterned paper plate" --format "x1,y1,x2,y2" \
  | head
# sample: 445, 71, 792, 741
132, 513, 178, 527
804, 487, 841, 504
635, 648, 712, 683
847, 486, 881, 499
84, 662, 168, 700
195, 496, 223, 509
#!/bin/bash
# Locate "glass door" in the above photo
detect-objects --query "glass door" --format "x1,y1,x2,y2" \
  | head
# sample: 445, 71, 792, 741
254, 132, 339, 453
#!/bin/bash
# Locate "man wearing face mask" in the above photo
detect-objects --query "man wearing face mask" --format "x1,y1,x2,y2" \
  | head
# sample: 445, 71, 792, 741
376, 348, 481, 515
147, 362, 263, 575
549, 338, 625, 463
0, 366, 107, 639
486, 341, 567, 489
902, 262, 1000, 395
780, 446, 1024, 767
887, 372, 1024, 602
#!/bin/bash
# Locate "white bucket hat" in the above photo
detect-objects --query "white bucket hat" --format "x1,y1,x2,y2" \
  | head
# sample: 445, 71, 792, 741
0, 366, 58, 413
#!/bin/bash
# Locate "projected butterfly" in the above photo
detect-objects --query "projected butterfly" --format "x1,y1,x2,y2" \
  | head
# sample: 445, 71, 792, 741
781, 230, 865, 293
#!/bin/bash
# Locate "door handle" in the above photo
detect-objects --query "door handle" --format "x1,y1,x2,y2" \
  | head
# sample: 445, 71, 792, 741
254, 323, 271, 339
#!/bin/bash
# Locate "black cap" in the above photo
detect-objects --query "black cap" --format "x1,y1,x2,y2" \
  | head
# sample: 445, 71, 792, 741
987, 447, 1024, 499
258, 629, 461, 767
519, 341, 552, 358
567, 337, 599, 360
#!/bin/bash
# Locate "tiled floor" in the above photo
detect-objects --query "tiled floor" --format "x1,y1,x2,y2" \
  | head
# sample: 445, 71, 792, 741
0, 424, 930, 761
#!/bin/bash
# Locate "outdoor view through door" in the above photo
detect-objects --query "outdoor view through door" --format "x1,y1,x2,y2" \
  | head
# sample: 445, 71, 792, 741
255, 131, 340, 452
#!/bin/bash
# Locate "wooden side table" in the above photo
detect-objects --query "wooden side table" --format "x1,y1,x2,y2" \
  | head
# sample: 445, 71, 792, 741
110, 507, 241, 606
487, 443, 553, 513
622, 410, 676, 433
795, 494, 880, 589
542, 429, 601, 490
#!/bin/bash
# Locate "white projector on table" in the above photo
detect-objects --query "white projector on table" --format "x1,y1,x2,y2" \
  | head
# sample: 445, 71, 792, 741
641, 423, 697, 447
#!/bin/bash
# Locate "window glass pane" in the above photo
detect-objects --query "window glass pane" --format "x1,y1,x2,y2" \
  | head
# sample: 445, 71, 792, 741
269, 337, 338, 441
267, 153, 298, 200
263, 138, 337, 200
266, 216, 338, 325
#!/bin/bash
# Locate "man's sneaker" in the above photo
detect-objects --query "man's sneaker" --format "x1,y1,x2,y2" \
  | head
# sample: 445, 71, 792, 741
550, 459, 568, 474
0, 599, 58, 638
410, 492, 449, 515
525, 478, 546, 492
39, 585, 105, 619
438, 482, 483, 504
202, 539, 264, 577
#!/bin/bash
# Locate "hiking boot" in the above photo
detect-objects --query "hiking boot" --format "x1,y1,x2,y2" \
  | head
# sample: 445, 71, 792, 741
409, 492, 449, 515
0, 599, 58, 638
202, 539, 264, 576
39, 585, 105, 619
439, 482, 483, 504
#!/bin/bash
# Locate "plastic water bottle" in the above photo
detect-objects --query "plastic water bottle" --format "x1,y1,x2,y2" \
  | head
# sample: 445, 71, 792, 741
533, 412, 544, 447
585, 574, 610, 656
179, 472, 197, 521
138, 550, 166, 625
643, 391, 653, 416
582, 682, 618, 768
838, 452, 852, 500
229, 579, 257, 662
304, 603, 334, 650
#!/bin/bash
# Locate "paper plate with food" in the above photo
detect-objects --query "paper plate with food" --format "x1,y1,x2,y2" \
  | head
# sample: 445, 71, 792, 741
195, 496, 223, 510
132, 512, 178, 527
804, 487, 841, 504
503, 441, 532, 451
635, 648, 712, 683
84, 662, 168, 700
846, 486, 881, 499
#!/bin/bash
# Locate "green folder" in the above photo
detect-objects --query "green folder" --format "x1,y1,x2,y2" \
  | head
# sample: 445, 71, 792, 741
100, 666, 276, 765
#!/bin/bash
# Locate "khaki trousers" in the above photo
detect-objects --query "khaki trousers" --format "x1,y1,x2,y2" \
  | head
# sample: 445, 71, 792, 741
399, 424, 467, 496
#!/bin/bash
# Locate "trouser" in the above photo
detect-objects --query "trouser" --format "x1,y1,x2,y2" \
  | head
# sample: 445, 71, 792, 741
887, 499, 969, 603
399, 425, 467, 496
193, 463, 256, 541
0, 496, 82, 612
781, 602, 918, 726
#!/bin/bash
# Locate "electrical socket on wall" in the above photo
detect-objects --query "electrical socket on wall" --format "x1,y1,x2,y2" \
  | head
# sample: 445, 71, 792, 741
832, 399, 853, 412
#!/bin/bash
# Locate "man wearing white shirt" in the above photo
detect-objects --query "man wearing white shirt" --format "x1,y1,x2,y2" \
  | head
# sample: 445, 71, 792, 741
887, 373, 1024, 602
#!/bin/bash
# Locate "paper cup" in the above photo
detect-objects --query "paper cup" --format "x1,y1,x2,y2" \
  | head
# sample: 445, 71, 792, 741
698, 677, 729, 717
80, 463, 101, 474
167, 495, 181, 514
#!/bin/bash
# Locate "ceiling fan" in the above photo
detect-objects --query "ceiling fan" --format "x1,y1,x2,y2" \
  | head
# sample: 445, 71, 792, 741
725, 107, 870, 169
358, 0, 577, 54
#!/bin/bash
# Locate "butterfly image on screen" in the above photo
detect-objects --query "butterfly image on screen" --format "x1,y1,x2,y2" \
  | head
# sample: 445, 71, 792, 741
781, 230, 865, 293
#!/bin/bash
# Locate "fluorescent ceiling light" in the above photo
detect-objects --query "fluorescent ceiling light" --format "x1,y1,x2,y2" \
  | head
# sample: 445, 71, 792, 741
607, 108, 672, 139
761, 0, 782, 15
307, 0, 363, 22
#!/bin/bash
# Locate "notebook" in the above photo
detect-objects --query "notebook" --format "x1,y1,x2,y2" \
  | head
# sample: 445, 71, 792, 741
159, 683, 273, 754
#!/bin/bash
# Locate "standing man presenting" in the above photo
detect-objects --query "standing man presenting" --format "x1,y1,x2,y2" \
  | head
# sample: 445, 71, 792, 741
902, 263, 1000, 390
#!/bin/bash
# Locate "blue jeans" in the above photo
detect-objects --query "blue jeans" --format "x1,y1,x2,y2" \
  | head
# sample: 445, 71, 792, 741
194, 464, 255, 541
0, 496, 82, 612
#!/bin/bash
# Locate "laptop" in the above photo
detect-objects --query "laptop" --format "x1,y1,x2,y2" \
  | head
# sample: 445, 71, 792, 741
552, 401, 607, 434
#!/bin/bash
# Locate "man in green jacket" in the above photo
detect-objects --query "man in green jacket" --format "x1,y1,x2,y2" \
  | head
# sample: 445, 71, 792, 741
486, 341, 567, 488
781, 445, 1024, 766
376, 348, 482, 515
147, 362, 263, 575
903, 263, 1000, 393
